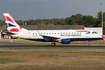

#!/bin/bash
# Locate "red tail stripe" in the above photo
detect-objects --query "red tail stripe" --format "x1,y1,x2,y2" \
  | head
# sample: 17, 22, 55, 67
8, 27, 22, 32
76, 31, 90, 32
8, 28, 19, 32
20, 27, 22, 29
4, 16, 17, 24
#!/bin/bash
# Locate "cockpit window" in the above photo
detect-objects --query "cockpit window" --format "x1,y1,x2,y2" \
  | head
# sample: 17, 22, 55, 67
92, 32, 97, 34
86, 32, 90, 34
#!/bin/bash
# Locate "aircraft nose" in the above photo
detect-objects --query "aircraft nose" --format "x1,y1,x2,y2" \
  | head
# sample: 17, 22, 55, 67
101, 35, 104, 40
101, 37, 103, 40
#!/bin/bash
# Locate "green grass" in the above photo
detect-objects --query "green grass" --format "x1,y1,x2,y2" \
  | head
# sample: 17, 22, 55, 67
0, 49, 105, 70
0, 59, 24, 64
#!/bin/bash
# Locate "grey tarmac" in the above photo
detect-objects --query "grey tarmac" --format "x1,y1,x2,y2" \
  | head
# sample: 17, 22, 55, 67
0, 39, 105, 49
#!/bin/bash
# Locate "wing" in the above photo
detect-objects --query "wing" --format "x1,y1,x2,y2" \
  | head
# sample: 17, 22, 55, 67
41, 35, 59, 39
37, 31, 60, 41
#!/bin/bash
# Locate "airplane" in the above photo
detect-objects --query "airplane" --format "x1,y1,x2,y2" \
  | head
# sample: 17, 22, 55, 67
3, 13, 103, 46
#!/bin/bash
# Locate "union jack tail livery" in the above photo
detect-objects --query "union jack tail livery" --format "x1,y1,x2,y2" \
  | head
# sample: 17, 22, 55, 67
3, 13, 22, 32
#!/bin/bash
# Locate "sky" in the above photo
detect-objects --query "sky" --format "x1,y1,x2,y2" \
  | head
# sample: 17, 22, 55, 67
0, 0, 105, 20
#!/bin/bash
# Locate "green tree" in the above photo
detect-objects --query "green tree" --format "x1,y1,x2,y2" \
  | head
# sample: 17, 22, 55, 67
37, 21, 46, 25
47, 23, 52, 25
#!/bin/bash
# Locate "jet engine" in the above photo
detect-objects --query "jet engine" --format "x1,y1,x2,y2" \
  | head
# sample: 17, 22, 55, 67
61, 39, 70, 44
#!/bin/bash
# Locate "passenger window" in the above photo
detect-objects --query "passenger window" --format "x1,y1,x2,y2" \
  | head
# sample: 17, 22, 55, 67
92, 32, 97, 34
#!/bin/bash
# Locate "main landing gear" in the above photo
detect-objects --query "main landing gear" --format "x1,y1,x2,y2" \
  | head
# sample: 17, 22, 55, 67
51, 42, 56, 46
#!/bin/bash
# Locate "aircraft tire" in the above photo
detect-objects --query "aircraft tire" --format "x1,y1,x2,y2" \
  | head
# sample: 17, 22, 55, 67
51, 42, 56, 46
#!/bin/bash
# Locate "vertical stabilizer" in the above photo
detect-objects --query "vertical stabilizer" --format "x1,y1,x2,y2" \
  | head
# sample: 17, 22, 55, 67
3, 13, 22, 32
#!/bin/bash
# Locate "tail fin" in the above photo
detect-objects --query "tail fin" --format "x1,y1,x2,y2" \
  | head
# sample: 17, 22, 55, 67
3, 13, 22, 32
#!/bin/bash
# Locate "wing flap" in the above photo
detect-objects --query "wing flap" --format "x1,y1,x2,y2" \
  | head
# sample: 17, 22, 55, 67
41, 35, 59, 39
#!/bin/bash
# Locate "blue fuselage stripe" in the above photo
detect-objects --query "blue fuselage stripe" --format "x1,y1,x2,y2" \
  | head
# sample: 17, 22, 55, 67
27, 37, 103, 42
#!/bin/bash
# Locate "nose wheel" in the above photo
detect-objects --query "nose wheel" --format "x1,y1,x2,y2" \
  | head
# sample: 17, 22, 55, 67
88, 41, 91, 46
51, 42, 56, 46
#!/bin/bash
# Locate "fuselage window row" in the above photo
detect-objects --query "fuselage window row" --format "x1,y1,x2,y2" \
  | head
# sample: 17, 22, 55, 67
34, 32, 82, 35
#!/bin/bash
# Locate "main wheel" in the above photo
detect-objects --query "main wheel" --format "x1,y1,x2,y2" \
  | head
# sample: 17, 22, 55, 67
51, 42, 56, 46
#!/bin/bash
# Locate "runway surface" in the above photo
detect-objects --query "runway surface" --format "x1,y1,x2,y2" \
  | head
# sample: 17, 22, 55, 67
0, 39, 105, 49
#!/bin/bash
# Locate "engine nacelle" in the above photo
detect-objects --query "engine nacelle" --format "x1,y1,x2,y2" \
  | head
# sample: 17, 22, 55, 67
61, 39, 70, 44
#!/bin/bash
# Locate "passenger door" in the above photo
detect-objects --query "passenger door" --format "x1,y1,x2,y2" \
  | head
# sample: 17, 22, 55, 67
28, 32, 31, 38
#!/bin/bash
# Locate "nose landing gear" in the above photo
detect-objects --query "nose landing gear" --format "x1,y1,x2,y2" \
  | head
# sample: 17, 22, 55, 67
88, 41, 91, 46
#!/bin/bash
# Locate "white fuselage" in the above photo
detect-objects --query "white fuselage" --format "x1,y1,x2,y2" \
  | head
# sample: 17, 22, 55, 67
10, 29, 103, 43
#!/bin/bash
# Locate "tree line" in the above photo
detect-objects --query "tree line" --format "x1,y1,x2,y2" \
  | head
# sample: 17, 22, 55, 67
0, 11, 105, 34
